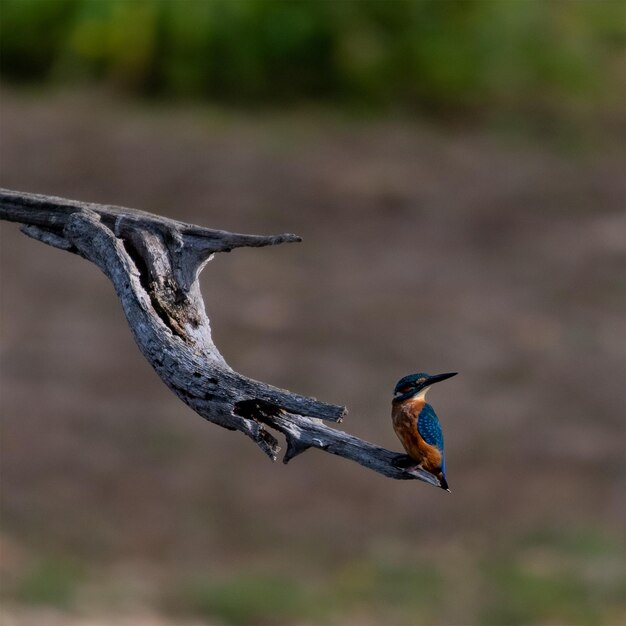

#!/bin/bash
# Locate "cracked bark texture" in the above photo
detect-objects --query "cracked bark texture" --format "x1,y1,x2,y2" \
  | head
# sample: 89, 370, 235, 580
0, 188, 441, 488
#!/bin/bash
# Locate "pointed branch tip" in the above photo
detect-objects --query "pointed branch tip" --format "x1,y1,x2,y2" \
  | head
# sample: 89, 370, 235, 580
283, 436, 311, 464
263, 233, 302, 246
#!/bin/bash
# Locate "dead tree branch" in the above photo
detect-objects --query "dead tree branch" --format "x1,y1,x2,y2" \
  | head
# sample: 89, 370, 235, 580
0, 188, 440, 488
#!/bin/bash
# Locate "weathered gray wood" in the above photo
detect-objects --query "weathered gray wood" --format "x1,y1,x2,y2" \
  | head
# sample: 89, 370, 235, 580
1, 188, 440, 488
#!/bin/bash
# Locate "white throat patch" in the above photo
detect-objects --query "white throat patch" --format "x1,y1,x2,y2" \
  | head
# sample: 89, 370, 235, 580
395, 385, 431, 401
413, 386, 431, 401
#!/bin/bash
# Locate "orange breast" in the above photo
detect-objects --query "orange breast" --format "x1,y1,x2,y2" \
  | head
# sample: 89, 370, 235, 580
391, 399, 442, 472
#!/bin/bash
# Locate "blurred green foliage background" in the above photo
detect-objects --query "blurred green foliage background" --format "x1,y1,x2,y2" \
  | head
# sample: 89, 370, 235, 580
1, 0, 624, 118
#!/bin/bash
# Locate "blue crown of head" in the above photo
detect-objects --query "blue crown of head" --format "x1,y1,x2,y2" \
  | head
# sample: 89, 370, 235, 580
394, 373, 430, 395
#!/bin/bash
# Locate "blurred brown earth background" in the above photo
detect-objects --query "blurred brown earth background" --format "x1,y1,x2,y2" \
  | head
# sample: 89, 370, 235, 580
0, 2, 625, 625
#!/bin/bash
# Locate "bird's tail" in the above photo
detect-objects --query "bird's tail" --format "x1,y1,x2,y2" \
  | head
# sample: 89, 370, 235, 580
439, 474, 449, 491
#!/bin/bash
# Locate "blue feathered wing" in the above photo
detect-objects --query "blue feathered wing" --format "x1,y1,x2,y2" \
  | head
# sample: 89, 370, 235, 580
417, 403, 444, 452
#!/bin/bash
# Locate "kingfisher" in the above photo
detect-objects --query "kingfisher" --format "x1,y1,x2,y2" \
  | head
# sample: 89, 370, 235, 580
391, 371, 457, 491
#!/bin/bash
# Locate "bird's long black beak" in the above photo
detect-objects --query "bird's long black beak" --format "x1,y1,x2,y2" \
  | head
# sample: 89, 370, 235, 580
426, 372, 458, 386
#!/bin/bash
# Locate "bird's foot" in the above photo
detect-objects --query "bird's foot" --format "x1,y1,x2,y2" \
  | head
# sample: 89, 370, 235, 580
392, 455, 422, 472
